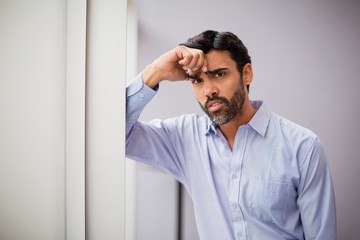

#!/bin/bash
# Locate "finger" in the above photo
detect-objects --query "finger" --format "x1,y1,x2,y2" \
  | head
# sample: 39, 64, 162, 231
202, 58, 208, 72
179, 49, 205, 72
184, 52, 201, 70
189, 49, 206, 72
177, 47, 199, 66
175, 46, 191, 65
192, 53, 205, 72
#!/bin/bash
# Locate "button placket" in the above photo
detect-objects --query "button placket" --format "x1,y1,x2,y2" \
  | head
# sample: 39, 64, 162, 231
229, 126, 250, 239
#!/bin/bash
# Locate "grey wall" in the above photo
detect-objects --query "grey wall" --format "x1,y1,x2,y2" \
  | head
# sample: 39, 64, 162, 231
135, 0, 360, 239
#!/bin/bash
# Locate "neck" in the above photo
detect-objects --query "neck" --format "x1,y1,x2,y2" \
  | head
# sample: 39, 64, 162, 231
218, 99, 256, 150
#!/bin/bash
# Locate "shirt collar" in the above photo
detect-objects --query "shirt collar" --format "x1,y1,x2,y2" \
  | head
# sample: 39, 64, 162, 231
205, 100, 270, 137
248, 100, 270, 137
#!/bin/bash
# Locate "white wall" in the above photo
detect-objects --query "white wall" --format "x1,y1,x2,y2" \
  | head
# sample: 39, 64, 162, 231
136, 0, 360, 239
0, 1, 66, 239
0, 0, 132, 239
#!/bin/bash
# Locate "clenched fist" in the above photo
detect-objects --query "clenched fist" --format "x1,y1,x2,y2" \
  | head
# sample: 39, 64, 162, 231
141, 46, 208, 88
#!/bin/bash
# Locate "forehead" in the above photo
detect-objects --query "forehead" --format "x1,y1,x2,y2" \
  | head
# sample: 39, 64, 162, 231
205, 50, 236, 69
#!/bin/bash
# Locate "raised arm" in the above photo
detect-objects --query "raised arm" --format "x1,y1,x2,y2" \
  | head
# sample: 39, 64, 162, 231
125, 46, 207, 183
141, 46, 208, 88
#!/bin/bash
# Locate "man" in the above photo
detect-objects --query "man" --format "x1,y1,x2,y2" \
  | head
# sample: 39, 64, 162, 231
126, 30, 336, 240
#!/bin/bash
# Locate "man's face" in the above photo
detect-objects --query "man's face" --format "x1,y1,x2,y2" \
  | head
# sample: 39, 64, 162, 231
188, 50, 247, 125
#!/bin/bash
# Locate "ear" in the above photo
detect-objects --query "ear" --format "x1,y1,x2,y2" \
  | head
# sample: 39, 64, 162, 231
242, 63, 253, 86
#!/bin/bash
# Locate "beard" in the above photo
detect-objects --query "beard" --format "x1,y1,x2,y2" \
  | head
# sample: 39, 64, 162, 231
199, 85, 245, 126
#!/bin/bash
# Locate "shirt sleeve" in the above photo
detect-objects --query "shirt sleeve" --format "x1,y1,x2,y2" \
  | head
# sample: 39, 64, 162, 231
126, 74, 157, 136
125, 75, 188, 184
297, 138, 337, 240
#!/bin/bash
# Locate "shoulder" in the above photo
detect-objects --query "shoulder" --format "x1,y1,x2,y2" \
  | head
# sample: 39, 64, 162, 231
274, 113, 317, 140
269, 112, 321, 161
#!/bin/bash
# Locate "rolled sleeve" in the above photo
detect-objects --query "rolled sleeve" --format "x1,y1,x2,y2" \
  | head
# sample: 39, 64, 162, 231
126, 74, 157, 136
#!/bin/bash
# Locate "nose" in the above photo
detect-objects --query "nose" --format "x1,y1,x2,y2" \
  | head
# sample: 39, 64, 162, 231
203, 80, 218, 98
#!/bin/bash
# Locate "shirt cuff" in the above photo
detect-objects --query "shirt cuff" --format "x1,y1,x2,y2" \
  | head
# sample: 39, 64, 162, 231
126, 73, 158, 104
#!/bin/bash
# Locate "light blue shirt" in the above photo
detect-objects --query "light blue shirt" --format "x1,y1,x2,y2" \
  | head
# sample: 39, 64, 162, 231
126, 75, 336, 240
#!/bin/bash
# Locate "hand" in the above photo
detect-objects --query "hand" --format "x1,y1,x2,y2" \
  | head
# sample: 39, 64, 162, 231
142, 46, 207, 88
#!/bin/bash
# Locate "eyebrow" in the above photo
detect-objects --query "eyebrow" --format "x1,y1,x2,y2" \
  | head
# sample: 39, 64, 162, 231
205, 68, 228, 75
187, 67, 228, 80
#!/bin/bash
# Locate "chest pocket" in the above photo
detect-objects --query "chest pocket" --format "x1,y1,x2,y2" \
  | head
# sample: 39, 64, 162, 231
250, 179, 290, 224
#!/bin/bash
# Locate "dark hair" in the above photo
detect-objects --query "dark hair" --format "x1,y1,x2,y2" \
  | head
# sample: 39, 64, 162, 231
181, 30, 252, 92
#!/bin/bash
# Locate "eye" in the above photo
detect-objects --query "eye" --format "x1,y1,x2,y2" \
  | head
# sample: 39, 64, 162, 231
191, 78, 203, 85
214, 71, 226, 78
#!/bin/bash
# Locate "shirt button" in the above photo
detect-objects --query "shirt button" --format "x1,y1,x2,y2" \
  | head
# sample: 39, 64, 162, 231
232, 174, 237, 180
140, 93, 144, 98
232, 204, 238, 209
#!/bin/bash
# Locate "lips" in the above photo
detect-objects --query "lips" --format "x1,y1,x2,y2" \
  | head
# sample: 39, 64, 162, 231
206, 100, 224, 112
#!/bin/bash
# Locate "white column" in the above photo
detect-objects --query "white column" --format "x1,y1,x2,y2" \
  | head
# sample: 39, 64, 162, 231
85, 0, 127, 239
65, 0, 87, 239
126, 0, 138, 239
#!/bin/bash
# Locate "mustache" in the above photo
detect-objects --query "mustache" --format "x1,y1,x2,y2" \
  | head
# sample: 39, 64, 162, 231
204, 95, 230, 109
